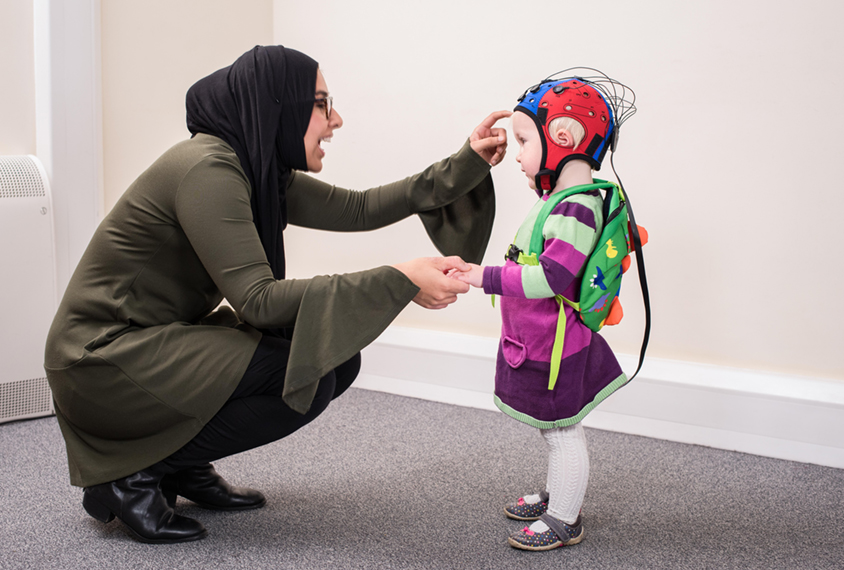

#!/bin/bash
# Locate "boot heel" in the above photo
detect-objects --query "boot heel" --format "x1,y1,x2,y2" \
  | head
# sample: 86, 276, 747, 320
83, 492, 115, 523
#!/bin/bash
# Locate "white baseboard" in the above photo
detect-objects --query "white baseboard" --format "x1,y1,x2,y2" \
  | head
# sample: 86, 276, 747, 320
357, 326, 844, 469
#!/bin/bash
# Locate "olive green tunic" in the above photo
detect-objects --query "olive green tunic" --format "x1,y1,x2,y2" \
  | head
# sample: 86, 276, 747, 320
45, 134, 494, 487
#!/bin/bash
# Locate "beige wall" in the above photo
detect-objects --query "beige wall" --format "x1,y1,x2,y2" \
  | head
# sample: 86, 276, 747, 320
0, 0, 36, 155
101, 0, 274, 212
275, 0, 844, 383
68, 0, 843, 384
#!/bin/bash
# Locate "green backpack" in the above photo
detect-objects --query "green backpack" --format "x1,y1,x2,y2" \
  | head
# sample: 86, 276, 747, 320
508, 179, 650, 388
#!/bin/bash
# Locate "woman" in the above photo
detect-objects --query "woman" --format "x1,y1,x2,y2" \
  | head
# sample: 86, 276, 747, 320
44, 45, 509, 544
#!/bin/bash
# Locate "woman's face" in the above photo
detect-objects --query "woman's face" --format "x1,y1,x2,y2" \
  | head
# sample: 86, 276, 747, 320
303, 69, 343, 172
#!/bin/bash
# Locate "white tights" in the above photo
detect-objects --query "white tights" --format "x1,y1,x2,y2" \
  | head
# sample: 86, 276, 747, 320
538, 423, 589, 527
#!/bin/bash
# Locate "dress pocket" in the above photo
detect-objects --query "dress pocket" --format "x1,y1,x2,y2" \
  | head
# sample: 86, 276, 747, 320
502, 336, 527, 369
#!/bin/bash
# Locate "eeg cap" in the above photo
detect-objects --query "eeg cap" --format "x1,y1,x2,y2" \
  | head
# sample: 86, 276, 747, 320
514, 69, 636, 193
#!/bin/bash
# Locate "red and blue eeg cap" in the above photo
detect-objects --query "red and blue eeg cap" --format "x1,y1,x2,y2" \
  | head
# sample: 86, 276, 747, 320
515, 77, 616, 192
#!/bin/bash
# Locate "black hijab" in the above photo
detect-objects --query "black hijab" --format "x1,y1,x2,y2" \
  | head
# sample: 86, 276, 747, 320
185, 45, 318, 279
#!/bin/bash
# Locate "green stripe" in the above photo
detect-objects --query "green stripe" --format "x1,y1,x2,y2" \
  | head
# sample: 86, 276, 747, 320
493, 372, 629, 429
540, 214, 601, 256
521, 264, 556, 298
512, 200, 547, 251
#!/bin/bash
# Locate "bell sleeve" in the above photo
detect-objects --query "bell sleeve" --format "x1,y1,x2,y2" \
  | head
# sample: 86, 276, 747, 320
286, 139, 495, 263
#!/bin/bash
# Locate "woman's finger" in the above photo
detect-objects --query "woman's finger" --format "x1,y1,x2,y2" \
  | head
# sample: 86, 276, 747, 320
478, 110, 513, 129
471, 136, 502, 152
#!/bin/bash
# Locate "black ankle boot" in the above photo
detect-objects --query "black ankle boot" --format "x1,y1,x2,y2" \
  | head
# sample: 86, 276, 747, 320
161, 463, 266, 511
82, 464, 207, 544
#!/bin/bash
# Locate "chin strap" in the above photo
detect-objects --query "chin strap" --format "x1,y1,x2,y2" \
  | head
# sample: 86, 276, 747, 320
535, 169, 557, 192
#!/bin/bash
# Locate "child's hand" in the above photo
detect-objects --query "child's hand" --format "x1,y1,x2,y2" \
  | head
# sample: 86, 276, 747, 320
448, 263, 484, 288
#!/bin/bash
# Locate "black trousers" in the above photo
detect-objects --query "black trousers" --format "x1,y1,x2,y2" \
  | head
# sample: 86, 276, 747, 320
161, 334, 361, 472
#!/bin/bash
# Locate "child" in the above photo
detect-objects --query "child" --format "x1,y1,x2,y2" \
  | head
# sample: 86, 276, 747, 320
452, 70, 637, 551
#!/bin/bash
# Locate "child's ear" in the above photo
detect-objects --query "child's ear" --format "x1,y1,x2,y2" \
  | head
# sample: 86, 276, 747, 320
553, 128, 576, 148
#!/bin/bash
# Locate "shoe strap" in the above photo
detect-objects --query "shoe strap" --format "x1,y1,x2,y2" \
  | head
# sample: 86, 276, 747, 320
538, 490, 549, 503
539, 513, 580, 543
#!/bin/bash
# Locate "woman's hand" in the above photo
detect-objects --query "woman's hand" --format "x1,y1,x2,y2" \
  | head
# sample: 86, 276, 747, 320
392, 256, 471, 309
470, 110, 513, 166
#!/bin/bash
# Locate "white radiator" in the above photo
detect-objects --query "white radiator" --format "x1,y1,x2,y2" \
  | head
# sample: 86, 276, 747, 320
0, 156, 57, 423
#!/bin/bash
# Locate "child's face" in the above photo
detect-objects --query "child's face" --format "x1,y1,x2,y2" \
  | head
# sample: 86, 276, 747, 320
512, 112, 542, 190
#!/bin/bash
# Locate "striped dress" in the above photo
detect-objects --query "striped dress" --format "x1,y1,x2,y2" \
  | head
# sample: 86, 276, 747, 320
482, 189, 628, 428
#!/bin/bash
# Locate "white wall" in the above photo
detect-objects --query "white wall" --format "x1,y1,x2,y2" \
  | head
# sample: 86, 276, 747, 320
2, 0, 104, 299
275, 0, 844, 384
0, 0, 36, 155
34, 0, 103, 299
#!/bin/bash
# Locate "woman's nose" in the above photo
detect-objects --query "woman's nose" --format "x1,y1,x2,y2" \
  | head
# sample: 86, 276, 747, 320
330, 108, 343, 129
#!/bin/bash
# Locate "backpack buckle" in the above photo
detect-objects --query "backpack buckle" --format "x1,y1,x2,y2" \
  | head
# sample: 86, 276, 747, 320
506, 243, 523, 263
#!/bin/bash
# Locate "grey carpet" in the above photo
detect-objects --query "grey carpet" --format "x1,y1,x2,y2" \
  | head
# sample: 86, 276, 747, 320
1, 387, 842, 570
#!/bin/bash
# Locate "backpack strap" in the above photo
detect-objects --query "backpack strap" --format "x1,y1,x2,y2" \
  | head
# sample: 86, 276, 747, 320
621, 188, 651, 381
508, 250, 573, 391
527, 180, 617, 257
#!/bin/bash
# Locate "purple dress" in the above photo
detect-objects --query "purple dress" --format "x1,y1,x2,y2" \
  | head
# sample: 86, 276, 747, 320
482, 189, 627, 428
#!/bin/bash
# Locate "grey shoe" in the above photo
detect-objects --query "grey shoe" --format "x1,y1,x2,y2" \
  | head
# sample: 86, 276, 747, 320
508, 513, 583, 551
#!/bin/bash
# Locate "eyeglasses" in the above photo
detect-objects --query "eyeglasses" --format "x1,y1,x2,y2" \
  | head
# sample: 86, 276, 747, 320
314, 96, 333, 120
